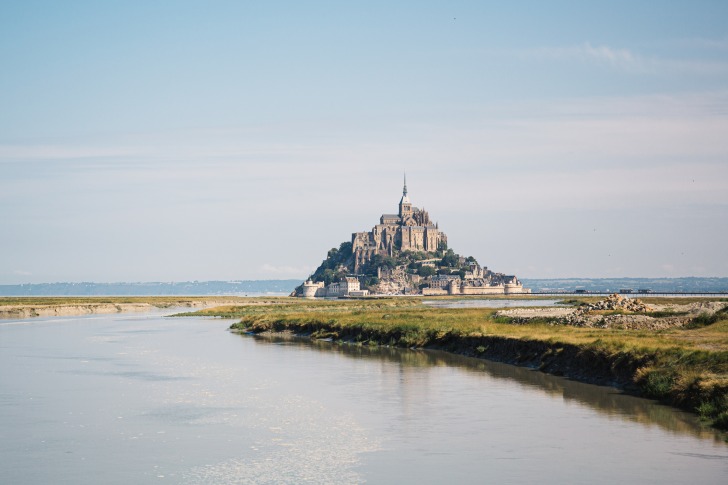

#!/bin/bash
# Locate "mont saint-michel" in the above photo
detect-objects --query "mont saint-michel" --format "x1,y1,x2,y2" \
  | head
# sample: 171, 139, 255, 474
297, 177, 528, 297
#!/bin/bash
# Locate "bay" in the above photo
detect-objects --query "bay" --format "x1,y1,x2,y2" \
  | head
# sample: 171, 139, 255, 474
0, 311, 726, 484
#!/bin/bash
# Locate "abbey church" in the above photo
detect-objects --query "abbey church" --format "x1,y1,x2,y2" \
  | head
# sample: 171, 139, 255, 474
299, 175, 527, 297
352, 176, 447, 272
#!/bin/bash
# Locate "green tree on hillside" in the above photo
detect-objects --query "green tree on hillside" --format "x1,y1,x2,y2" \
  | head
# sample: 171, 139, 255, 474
310, 241, 355, 283
418, 266, 436, 277
441, 249, 458, 267
371, 254, 396, 270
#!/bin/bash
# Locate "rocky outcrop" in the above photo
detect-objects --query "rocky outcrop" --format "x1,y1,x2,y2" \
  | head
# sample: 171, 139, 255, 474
497, 294, 728, 330
371, 266, 418, 295
562, 294, 651, 327
577, 293, 651, 313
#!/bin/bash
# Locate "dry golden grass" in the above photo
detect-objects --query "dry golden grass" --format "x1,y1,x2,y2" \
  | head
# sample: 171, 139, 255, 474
190, 297, 728, 354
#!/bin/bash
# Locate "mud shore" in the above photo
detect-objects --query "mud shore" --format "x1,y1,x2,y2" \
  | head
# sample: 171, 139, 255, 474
0, 297, 250, 319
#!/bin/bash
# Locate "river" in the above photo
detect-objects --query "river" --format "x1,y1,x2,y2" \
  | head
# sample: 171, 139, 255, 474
1, 310, 726, 484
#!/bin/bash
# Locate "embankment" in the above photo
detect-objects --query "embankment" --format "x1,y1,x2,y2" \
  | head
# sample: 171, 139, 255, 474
0, 297, 253, 319
233, 318, 649, 388
0, 303, 156, 319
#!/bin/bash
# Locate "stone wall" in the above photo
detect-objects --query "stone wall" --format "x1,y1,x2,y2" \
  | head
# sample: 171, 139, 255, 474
302, 281, 326, 298
422, 288, 448, 296
459, 285, 502, 295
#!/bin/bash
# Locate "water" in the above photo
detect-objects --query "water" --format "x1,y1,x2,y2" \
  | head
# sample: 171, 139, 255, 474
423, 298, 566, 308
1, 311, 726, 484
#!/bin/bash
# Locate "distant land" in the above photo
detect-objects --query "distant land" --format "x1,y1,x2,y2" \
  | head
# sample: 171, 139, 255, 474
0, 280, 301, 297
1, 278, 727, 296
522, 277, 728, 294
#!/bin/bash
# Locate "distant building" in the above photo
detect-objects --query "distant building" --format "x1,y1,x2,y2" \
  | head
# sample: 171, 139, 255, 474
300, 175, 528, 297
302, 277, 363, 298
302, 280, 326, 298
429, 275, 461, 289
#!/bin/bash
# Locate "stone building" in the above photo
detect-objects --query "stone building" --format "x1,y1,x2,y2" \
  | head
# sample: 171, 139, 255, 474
302, 277, 366, 298
326, 277, 361, 297
429, 274, 461, 289
352, 176, 447, 272
302, 279, 326, 298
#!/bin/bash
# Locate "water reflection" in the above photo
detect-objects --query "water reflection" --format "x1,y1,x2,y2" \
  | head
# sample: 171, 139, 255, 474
3, 312, 726, 484
247, 333, 724, 443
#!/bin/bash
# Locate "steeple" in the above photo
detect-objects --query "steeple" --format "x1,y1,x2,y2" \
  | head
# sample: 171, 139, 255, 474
399, 171, 412, 218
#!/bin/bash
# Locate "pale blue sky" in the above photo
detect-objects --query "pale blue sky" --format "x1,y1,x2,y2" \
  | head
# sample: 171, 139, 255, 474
1, 1, 727, 283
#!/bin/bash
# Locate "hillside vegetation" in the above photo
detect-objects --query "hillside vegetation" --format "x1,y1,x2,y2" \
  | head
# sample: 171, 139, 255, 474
299, 240, 479, 294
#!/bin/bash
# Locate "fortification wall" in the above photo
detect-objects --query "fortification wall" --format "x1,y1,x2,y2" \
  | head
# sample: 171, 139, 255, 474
422, 288, 448, 296
460, 285, 507, 295
302, 282, 325, 298
504, 284, 530, 294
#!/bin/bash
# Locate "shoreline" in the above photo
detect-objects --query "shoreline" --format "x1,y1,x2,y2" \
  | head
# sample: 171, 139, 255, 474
231, 324, 645, 389
200, 295, 728, 433
0, 296, 264, 319
7, 295, 725, 433
231, 323, 726, 433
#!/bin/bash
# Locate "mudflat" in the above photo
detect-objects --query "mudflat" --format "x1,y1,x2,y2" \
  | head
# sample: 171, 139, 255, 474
0, 296, 257, 319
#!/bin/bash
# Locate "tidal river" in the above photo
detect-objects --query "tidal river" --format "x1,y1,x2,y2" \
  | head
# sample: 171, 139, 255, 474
1, 311, 726, 484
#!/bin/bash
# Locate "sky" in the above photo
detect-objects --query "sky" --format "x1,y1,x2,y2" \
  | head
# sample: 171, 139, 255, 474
1, 0, 727, 283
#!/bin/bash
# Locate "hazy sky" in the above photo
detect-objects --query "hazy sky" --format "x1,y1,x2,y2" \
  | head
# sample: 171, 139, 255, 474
2, 1, 727, 283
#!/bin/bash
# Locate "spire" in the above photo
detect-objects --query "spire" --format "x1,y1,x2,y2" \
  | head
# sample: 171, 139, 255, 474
399, 170, 411, 216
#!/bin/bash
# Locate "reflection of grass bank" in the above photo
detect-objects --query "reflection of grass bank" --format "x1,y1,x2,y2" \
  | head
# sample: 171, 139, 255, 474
185, 297, 728, 432
251, 333, 723, 442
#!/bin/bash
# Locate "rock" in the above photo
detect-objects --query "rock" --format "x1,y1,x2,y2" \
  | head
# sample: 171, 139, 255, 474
573, 294, 651, 315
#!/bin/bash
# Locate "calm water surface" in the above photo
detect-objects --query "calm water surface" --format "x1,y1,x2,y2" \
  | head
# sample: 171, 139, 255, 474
1, 311, 726, 484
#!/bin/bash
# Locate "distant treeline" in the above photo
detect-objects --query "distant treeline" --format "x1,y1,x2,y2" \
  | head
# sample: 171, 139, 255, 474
522, 277, 728, 293
0, 280, 301, 296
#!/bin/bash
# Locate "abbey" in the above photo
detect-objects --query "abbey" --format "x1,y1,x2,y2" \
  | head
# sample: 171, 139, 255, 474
298, 175, 528, 297
352, 176, 447, 272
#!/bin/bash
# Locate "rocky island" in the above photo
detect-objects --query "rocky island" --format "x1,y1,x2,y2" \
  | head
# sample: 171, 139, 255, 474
295, 176, 529, 297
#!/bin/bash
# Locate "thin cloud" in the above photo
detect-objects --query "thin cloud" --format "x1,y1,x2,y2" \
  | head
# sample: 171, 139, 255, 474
528, 42, 640, 69
580, 43, 638, 67
0, 145, 138, 161
525, 42, 728, 74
